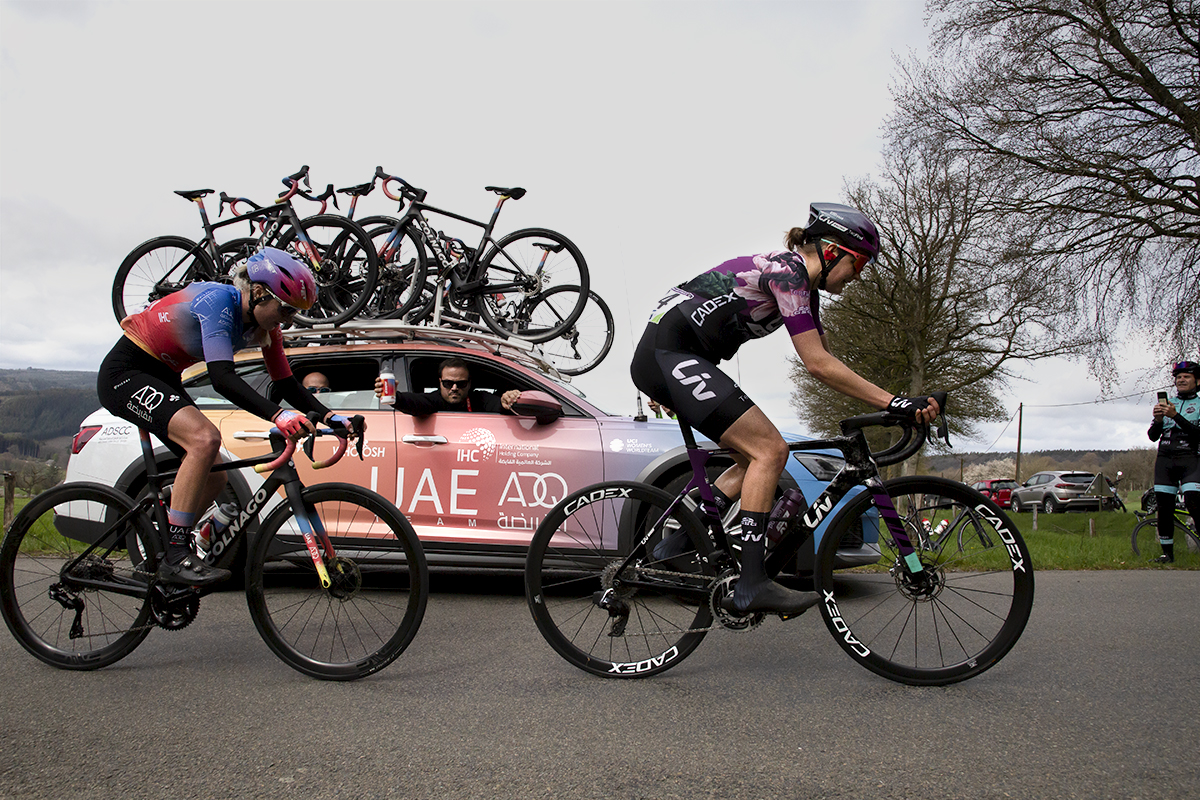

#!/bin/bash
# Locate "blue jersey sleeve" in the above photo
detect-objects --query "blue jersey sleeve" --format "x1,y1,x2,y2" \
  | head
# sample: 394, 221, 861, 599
191, 284, 242, 364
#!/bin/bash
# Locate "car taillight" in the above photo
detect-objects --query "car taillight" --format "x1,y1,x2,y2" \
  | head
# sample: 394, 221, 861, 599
71, 425, 103, 454
1054, 483, 1074, 489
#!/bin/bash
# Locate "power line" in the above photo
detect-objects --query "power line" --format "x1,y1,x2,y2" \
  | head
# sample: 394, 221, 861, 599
1024, 387, 1169, 409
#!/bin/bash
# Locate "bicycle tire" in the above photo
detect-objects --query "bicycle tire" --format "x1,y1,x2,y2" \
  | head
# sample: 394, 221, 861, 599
0, 482, 159, 670
112, 235, 217, 321
216, 237, 260, 276
362, 224, 429, 320
530, 287, 614, 375
525, 481, 717, 678
1131, 516, 1200, 557
276, 215, 379, 326
813, 476, 1034, 686
244, 483, 428, 680
471, 228, 589, 342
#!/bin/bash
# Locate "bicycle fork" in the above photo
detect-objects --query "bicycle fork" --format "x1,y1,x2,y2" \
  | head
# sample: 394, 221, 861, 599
283, 480, 334, 589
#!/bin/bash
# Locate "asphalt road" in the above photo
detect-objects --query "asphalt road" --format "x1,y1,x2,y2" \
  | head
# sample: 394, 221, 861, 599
1, 570, 1197, 800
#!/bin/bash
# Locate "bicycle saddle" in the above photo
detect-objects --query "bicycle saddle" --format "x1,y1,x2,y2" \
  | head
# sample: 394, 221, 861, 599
485, 186, 526, 200
338, 182, 375, 197
174, 189, 214, 200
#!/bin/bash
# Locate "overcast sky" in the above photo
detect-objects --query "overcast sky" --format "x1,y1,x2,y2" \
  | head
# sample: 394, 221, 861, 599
0, 0, 1174, 455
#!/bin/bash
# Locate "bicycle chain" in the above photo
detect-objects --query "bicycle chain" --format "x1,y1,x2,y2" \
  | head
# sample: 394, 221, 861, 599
602, 564, 765, 636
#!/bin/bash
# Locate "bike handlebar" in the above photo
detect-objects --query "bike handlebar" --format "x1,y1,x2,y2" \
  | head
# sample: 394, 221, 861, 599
374, 166, 427, 204
254, 413, 366, 474
839, 391, 950, 467
297, 183, 338, 214
276, 165, 312, 204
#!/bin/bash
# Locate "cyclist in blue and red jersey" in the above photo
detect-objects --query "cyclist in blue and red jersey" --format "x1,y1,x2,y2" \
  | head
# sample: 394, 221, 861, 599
632, 203, 940, 616
98, 248, 357, 586
1147, 360, 1200, 564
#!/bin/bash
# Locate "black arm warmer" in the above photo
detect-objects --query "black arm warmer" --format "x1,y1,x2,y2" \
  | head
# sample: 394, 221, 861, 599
273, 375, 332, 420
207, 361, 283, 422
1148, 421, 1163, 442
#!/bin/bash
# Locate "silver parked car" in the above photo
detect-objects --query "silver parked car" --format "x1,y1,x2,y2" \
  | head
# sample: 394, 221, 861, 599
1010, 471, 1101, 514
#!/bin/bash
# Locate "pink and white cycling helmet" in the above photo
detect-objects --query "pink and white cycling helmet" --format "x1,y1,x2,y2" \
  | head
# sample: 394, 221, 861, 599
246, 247, 317, 311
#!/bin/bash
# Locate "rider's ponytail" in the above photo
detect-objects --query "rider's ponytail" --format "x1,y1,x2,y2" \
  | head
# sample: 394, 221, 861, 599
784, 227, 807, 252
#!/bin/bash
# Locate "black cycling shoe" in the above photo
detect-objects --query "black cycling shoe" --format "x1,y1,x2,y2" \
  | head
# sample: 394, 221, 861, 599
1150, 554, 1175, 565
719, 580, 819, 616
157, 555, 231, 587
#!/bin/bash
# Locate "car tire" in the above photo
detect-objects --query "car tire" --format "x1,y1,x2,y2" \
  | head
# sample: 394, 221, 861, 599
1011, 496, 1023, 513
1043, 496, 1059, 514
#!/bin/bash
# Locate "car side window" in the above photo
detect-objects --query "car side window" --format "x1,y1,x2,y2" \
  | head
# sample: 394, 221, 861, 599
405, 355, 542, 414
186, 363, 270, 407
278, 358, 384, 411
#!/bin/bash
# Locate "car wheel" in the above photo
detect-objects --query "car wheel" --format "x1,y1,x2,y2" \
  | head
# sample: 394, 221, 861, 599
1043, 496, 1059, 514
1011, 496, 1023, 513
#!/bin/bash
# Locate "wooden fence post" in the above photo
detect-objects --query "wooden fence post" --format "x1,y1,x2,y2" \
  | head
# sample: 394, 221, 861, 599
3, 472, 14, 532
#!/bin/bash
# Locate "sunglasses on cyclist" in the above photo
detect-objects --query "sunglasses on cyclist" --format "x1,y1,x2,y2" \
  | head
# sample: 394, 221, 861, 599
440, 379, 470, 390
307, 386, 331, 394
823, 240, 872, 275
264, 290, 301, 317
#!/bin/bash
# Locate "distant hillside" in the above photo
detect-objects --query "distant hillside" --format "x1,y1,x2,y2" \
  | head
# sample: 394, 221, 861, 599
0, 369, 99, 463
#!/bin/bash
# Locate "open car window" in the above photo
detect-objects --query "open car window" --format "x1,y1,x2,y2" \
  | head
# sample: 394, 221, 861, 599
280, 358, 384, 411
404, 354, 585, 417
185, 364, 271, 407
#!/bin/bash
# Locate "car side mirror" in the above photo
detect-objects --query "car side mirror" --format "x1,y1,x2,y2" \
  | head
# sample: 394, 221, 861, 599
511, 390, 563, 425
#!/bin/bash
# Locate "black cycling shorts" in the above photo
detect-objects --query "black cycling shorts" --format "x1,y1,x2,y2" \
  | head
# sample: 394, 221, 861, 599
97, 337, 195, 459
630, 307, 755, 443
1154, 452, 1200, 494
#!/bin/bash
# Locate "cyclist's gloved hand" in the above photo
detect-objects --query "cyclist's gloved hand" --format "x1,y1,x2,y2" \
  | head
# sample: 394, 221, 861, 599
886, 395, 935, 420
272, 409, 311, 439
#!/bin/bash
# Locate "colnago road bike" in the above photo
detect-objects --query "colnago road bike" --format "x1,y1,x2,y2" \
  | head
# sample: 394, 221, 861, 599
525, 392, 1035, 685
111, 166, 379, 327
0, 415, 428, 680
362, 167, 590, 343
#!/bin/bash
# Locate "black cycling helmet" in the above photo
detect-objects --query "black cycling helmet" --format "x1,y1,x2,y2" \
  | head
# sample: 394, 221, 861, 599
803, 203, 880, 290
1171, 361, 1200, 378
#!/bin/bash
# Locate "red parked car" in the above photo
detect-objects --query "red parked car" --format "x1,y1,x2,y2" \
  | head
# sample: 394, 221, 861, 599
971, 479, 1019, 509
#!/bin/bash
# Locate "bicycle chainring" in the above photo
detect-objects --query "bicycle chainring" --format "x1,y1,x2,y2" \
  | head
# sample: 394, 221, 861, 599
709, 569, 764, 632
150, 586, 200, 631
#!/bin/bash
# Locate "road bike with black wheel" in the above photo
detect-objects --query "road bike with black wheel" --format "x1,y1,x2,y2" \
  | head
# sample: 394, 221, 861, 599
1130, 507, 1200, 561
111, 166, 378, 327
364, 167, 590, 343
0, 416, 427, 681
525, 392, 1035, 684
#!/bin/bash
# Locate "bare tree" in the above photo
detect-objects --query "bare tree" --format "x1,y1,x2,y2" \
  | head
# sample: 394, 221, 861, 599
790, 134, 1088, 464
892, 0, 1200, 369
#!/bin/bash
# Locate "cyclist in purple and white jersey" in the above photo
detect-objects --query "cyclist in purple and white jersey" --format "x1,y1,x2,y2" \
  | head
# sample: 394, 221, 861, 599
632, 203, 940, 616
98, 248, 357, 586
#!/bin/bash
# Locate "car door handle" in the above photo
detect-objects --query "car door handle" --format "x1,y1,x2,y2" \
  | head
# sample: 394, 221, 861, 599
402, 435, 448, 445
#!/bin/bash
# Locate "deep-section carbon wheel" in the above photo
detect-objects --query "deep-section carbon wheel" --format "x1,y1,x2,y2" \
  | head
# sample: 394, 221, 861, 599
525, 481, 717, 678
112, 235, 216, 321
0, 483, 159, 670
1132, 516, 1199, 559
814, 476, 1034, 686
472, 228, 588, 342
245, 484, 428, 680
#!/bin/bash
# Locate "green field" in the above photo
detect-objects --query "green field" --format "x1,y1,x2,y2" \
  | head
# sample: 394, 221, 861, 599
2, 492, 1196, 570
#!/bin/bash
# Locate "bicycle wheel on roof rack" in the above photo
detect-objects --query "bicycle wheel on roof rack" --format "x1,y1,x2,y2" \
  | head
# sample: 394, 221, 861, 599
361, 224, 428, 320
470, 228, 589, 343
277, 215, 378, 327
532, 287, 614, 375
112, 235, 217, 321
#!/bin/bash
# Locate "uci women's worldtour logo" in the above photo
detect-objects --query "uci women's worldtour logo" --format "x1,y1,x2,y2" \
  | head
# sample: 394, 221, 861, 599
126, 384, 164, 423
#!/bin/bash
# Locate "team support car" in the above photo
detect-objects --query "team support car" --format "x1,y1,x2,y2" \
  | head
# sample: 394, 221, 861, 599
66, 324, 877, 576
971, 479, 1018, 509
1009, 470, 1101, 514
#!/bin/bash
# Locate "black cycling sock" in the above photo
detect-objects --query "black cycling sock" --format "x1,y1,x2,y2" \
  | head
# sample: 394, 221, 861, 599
711, 486, 732, 515
166, 523, 193, 564
734, 510, 770, 606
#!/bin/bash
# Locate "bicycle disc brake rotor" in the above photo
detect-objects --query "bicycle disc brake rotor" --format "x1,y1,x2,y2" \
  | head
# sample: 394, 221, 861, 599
151, 587, 200, 631
709, 569, 764, 632
326, 556, 362, 600
891, 557, 945, 602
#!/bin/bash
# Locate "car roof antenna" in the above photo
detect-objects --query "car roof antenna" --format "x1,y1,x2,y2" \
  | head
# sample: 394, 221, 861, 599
634, 392, 647, 423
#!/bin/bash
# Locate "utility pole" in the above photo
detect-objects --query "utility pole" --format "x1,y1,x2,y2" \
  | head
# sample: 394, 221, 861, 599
1014, 403, 1023, 483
